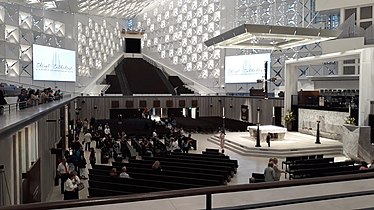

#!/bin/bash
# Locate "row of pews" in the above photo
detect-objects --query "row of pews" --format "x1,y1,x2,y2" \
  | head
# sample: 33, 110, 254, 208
285, 157, 373, 179
250, 154, 374, 183
88, 149, 238, 197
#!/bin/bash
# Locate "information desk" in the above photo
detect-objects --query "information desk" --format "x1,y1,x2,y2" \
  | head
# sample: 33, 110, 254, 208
247, 125, 287, 141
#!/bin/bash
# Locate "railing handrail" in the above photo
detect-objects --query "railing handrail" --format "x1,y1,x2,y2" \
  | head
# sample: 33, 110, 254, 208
0, 94, 72, 115
1, 172, 374, 210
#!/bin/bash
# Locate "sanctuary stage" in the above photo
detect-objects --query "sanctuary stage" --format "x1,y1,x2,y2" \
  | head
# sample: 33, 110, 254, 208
207, 131, 343, 158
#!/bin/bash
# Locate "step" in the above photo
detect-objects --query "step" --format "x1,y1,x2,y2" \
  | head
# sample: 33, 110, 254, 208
207, 136, 343, 158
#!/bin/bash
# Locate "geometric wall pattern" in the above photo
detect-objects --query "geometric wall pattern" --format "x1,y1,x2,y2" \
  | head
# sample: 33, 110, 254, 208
135, 0, 336, 93
135, 0, 221, 86
77, 18, 123, 77
0, 3, 73, 82
0, 2, 125, 93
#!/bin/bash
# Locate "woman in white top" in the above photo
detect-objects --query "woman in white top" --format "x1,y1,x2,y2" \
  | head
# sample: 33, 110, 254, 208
84, 132, 92, 151
219, 130, 226, 154
104, 124, 111, 135
64, 172, 78, 200
170, 138, 180, 152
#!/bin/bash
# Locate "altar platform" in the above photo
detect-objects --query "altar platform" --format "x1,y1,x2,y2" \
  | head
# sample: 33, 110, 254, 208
207, 131, 343, 158
247, 125, 287, 141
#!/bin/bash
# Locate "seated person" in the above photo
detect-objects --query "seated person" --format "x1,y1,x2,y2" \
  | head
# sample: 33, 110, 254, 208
369, 160, 374, 170
119, 166, 130, 178
152, 160, 162, 172
359, 161, 369, 170
170, 138, 180, 152
110, 168, 118, 177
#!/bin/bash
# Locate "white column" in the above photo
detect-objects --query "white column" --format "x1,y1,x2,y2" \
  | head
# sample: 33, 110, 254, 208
359, 48, 374, 126
340, 8, 345, 24
284, 63, 298, 115
338, 61, 344, 75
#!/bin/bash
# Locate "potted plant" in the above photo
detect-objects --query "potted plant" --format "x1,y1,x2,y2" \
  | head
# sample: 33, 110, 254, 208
344, 116, 356, 125
284, 110, 295, 131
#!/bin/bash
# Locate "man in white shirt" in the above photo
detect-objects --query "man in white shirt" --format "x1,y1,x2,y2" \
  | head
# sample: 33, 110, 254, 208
104, 124, 111, 135
84, 131, 92, 151
57, 158, 69, 194
152, 130, 157, 138
64, 172, 78, 200
119, 166, 130, 178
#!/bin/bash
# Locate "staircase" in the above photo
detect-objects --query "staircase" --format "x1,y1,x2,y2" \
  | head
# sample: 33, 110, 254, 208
122, 58, 173, 94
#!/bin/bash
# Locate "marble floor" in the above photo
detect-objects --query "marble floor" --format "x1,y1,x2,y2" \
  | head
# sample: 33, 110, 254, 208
47, 132, 361, 210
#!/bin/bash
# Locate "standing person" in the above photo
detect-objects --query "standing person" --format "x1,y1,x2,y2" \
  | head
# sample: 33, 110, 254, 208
17, 89, 28, 110
83, 118, 89, 133
0, 90, 7, 115
152, 129, 158, 138
104, 123, 111, 135
71, 171, 81, 199
181, 138, 192, 153
83, 131, 92, 151
57, 158, 69, 194
266, 133, 271, 147
78, 153, 87, 179
264, 162, 276, 182
64, 172, 78, 200
219, 130, 226, 153
270, 157, 286, 181
89, 147, 96, 168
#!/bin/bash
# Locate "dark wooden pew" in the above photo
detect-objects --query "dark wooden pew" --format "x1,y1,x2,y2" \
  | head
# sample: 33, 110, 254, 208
89, 168, 220, 186
89, 173, 203, 189
108, 163, 226, 184
88, 187, 131, 197
143, 156, 237, 173
169, 153, 238, 168
88, 180, 167, 193
126, 159, 232, 180
249, 173, 265, 183
290, 165, 361, 179
282, 154, 324, 169
288, 160, 355, 172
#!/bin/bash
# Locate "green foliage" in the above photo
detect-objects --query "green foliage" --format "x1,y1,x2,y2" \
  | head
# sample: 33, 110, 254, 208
284, 110, 295, 124
344, 116, 356, 125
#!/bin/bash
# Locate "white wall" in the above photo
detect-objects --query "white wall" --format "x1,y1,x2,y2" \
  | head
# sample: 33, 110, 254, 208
316, 0, 374, 11
314, 80, 359, 89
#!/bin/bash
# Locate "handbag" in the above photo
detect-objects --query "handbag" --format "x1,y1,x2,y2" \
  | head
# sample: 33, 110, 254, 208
77, 182, 85, 191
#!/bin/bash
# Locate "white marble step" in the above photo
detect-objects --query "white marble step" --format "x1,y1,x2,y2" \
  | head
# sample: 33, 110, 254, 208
207, 136, 343, 158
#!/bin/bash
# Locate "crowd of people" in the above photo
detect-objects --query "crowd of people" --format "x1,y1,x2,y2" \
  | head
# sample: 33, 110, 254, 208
16, 87, 63, 110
